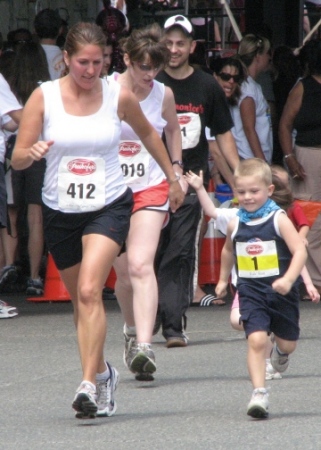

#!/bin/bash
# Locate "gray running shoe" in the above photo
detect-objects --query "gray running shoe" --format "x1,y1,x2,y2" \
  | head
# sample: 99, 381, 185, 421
247, 388, 269, 419
72, 381, 98, 419
270, 343, 289, 373
123, 325, 137, 373
96, 362, 119, 417
129, 343, 156, 381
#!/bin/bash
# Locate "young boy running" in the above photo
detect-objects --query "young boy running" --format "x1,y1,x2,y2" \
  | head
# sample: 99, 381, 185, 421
215, 158, 307, 419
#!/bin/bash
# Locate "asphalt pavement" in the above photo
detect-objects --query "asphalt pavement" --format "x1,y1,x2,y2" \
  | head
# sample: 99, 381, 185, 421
1, 291, 321, 450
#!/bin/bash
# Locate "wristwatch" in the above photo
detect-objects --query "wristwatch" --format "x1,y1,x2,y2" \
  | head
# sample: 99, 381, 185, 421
172, 160, 184, 169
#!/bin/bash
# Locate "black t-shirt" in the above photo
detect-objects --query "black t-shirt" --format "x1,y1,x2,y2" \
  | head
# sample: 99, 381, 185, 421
293, 76, 321, 147
156, 68, 233, 177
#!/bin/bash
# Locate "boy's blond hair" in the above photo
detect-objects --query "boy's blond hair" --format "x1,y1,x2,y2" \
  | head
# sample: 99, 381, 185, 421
234, 158, 272, 186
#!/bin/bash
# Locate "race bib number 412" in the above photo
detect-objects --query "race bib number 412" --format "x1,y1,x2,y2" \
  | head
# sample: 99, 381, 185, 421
58, 156, 105, 212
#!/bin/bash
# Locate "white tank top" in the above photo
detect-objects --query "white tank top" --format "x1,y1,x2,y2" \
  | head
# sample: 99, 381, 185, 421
109, 74, 167, 192
41, 79, 126, 212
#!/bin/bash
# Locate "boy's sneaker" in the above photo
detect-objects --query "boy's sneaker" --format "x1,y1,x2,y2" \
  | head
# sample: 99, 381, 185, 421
265, 361, 282, 380
247, 388, 269, 419
0, 265, 18, 290
0, 299, 18, 319
129, 343, 156, 381
26, 278, 44, 296
72, 381, 98, 419
96, 362, 119, 417
270, 343, 289, 373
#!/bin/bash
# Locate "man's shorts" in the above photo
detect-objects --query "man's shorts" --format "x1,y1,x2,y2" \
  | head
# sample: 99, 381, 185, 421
43, 188, 133, 270
238, 283, 300, 341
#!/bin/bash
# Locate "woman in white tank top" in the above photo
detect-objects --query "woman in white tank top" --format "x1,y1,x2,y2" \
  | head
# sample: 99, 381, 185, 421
12, 22, 184, 419
110, 23, 186, 381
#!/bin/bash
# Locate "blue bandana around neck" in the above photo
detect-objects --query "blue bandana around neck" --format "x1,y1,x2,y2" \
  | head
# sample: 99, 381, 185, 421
237, 198, 280, 223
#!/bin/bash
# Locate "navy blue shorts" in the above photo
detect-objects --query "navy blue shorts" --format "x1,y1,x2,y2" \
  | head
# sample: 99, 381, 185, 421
43, 188, 133, 270
238, 283, 300, 341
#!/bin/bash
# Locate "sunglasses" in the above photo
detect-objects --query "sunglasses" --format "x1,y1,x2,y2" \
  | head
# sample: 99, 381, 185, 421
218, 72, 241, 83
133, 62, 161, 73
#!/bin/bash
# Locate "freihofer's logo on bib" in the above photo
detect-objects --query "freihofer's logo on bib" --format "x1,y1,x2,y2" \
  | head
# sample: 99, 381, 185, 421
58, 156, 106, 212
178, 112, 201, 150
118, 140, 150, 186
236, 239, 279, 278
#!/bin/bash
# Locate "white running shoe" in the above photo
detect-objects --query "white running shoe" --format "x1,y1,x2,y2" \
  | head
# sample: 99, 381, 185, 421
247, 388, 269, 419
270, 343, 289, 373
96, 363, 119, 417
72, 381, 98, 419
0, 299, 18, 319
265, 361, 282, 380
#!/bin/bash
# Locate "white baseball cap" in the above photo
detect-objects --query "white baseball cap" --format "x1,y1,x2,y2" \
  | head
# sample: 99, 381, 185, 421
164, 15, 193, 35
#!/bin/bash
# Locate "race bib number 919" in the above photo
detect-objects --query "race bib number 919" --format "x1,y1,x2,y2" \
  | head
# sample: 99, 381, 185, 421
118, 140, 150, 186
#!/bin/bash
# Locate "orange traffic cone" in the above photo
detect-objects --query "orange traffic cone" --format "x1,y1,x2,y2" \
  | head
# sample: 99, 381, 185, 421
198, 180, 226, 285
198, 218, 225, 285
28, 253, 70, 302
105, 267, 117, 290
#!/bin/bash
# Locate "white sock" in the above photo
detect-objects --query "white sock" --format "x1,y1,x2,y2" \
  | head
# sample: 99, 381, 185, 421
124, 324, 136, 336
96, 362, 110, 382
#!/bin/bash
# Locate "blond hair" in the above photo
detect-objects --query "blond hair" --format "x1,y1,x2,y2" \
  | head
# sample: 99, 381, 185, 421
238, 34, 271, 67
234, 158, 272, 186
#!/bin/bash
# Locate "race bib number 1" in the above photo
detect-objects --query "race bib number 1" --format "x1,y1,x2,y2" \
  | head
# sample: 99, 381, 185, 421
178, 112, 201, 150
236, 240, 279, 278
58, 156, 105, 212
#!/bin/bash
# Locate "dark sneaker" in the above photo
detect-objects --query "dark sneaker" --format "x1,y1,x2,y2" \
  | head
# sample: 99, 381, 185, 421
96, 362, 119, 417
166, 334, 188, 348
0, 265, 18, 290
26, 278, 44, 296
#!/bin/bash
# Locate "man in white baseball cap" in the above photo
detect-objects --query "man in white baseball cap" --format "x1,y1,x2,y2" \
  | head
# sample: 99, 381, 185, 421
163, 14, 194, 35
155, 15, 238, 348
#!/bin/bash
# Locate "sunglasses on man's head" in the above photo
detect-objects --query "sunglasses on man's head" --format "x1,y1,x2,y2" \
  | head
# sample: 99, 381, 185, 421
218, 72, 241, 83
